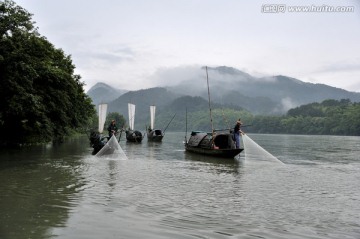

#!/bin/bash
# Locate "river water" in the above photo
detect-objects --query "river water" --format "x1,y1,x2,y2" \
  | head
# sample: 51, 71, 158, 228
0, 132, 359, 239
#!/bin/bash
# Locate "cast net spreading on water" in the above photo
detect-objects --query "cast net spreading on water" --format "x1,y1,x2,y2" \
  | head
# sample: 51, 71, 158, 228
95, 135, 128, 160
242, 134, 284, 164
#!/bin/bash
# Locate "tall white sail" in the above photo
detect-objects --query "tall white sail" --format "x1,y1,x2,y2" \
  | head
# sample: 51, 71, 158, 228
150, 105, 156, 129
128, 103, 135, 130
98, 103, 108, 133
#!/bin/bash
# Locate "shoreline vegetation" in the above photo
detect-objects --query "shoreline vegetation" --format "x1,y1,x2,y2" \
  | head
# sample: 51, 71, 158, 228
151, 98, 360, 137
0, 1, 96, 147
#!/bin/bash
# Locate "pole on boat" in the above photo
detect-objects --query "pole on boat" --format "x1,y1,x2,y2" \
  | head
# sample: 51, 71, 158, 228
185, 108, 188, 143
205, 66, 214, 137
163, 113, 176, 135
118, 123, 125, 142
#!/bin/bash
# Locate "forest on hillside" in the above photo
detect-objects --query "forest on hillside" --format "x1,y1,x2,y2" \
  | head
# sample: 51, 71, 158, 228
150, 98, 360, 136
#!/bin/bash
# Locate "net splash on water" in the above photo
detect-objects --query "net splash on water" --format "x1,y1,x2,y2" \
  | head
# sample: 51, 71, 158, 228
242, 134, 284, 164
95, 135, 128, 160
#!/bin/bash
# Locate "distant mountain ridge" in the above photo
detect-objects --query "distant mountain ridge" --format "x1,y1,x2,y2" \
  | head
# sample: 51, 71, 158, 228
86, 66, 360, 117
107, 87, 180, 127
86, 82, 127, 106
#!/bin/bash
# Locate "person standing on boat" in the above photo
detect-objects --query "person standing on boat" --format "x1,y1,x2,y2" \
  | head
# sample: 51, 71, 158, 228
107, 120, 118, 138
234, 119, 243, 149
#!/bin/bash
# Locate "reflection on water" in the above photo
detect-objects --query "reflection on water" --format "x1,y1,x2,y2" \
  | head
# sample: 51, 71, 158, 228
1, 133, 360, 239
0, 136, 89, 239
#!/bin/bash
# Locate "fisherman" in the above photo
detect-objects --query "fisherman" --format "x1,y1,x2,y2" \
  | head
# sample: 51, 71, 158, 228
107, 120, 118, 138
233, 118, 244, 149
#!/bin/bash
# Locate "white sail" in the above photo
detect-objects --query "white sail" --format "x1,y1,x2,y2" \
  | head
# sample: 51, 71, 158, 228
128, 103, 135, 130
150, 105, 156, 129
98, 103, 108, 133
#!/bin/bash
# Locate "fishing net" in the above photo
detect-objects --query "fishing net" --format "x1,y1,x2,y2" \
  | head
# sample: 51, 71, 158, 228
242, 134, 284, 164
95, 135, 128, 160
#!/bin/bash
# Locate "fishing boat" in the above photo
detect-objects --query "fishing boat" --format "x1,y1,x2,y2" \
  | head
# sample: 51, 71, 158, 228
146, 105, 163, 142
184, 66, 244, 159
126, 103, 144, 142
185, 130, 243, 158
89, 103, 126, 157
89, 103, 108, 155
146, 105, 176, 142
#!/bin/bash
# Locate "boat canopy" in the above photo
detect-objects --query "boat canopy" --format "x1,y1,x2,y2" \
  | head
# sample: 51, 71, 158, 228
188, 132, 207, 147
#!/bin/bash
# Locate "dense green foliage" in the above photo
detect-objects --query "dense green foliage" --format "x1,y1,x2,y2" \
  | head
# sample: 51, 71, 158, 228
247, 99, 360, 135
104, 112, 126, 130
0, 0, 96, 146
153, 98, 360, 136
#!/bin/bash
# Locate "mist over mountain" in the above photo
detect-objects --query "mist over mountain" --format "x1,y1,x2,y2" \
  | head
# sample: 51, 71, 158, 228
86, 66, 360, 117
161, 66, 360, 113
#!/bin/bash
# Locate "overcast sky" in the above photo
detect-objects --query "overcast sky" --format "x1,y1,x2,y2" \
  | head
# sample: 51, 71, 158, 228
14, 0, 360, 92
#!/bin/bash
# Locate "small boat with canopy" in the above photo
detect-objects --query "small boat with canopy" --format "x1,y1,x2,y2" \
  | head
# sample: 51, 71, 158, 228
89, 103, 126, 158
125, 103, 144, 143
146, 105, 175, 142
184, 66, 243, 159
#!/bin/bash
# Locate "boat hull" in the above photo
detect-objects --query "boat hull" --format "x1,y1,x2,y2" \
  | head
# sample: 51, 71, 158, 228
147, 129, 164, 142
147, 135, 164, 142
185, 144, 243, 158
185, 131, 243, 158
126, 130, 144, 143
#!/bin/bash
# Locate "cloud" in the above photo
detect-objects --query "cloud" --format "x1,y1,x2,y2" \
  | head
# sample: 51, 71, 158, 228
149, 65, 204, 87
271, 97, 299, 114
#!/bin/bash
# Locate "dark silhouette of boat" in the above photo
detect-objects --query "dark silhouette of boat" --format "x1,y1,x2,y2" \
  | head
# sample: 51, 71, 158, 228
89, 103, 108, 155
184, 66, 243, 159
146, 105, 163, 142
185, 131, 243, 158
126, 103, 144, 143
126, 129, 144, 142
147, 128, 164, 142
146, 105, 175, 142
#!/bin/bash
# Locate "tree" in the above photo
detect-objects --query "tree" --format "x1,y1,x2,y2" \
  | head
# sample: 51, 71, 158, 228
104, 112, 126, 130
0, 0, 96, 146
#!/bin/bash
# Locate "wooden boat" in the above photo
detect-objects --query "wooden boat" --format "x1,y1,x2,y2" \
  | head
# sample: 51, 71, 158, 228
146, 105, 175, 142
146, 105, 164, 142
89, 130, 108, 155
126, 129, 144, 142
184, 66, 243, 159
126, 103, 144, 142
89, 103, 108, 155
89, 104, 126, 157
147, 128, 164, 142
185, 131, 243, 158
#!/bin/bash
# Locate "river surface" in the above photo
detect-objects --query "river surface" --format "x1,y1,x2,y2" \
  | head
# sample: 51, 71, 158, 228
0, 132, 359, 239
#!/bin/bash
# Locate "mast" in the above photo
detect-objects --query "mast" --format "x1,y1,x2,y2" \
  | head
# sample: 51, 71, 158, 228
185, 108, 188, 143
205, 66, 214, 136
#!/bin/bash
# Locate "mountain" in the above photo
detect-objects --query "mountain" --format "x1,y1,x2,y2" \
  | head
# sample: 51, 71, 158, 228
107, 87, 181, 128
86, 66, 360, 117
86, 82, 127, 106
165, 66, 360, 114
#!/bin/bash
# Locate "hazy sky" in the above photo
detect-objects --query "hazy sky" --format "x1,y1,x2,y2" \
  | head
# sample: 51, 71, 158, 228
14, 0, 360, 92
